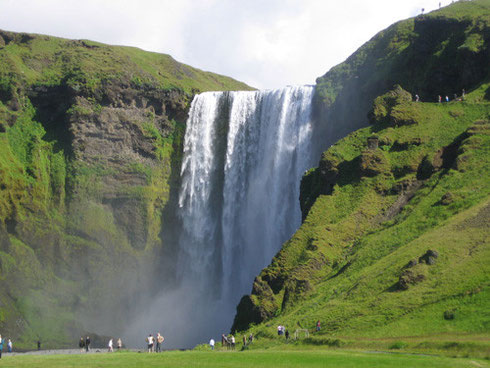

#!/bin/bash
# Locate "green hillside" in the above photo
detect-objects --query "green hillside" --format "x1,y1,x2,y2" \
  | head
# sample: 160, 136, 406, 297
233, 0, 490, 358
0, 30, 252, 349
313, 0, 489, 141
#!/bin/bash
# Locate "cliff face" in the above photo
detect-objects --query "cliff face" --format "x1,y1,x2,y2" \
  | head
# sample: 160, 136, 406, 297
0, 30, 252, 347
232, 0, 490, 344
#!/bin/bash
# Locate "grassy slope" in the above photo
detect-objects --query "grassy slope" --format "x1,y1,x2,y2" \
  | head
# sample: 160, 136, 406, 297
0, 31, 252, 348
313, 0, 490, 141
0, 350, 487, 368
231, 1, 490, 357
233, 83, 490, 357
0, 30, 252, 95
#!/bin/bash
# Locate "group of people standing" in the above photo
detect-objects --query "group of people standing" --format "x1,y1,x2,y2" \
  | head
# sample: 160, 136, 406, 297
78, 335, 122, 353
0, 335, 13, 358
78, 336, 91, 352
217, 333, 253, 350
414, 89, 466, 103
146, 332, 164, 353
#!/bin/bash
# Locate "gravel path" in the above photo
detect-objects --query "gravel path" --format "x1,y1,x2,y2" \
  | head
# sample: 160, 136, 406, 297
4, 348, 142, 356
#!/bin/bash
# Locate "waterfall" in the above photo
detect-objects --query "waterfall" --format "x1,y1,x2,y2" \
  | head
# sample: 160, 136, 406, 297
175, 86, 319, 341
124, 86, 322, 349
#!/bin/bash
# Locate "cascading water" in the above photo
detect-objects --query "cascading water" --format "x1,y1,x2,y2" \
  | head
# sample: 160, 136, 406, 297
177, 86, 320, 340
125, 85, 324, 348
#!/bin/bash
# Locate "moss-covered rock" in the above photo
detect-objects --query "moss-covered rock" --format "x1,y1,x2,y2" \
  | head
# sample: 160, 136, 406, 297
0, 28, 253, 348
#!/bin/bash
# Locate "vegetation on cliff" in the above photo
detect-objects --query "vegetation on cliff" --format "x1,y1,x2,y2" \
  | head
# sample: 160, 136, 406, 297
313, 0, 489, 141
233, 0, 490, 357
233, 83, 490, 356
0, 29, 252, 348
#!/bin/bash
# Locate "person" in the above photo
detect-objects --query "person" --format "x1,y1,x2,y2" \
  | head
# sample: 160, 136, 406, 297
445, 95, 449, 102
415, 94, 419, 102
79, 337, 85, 353
7, 339, 12, 353
117, 338, 122, 350
108, 338, 113, 352
285, 330, 290, 340
209, 338, 215, 350
37, 339, 41, 351
156, 333, 164, 352
85, 336, 90, 352
248, 333, 254, 344
438, 95, 442, 103
146, 334, 154, 353
242, 335, 246, 347
222, 334, 228, 349
462, 89, 465, 100
316, 320, 321, 332
277, 325, 282, 336
0, 334, 3, 359
230, 335, 235, 350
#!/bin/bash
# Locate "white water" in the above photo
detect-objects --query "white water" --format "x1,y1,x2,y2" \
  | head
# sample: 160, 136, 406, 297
124, 86, 323, 349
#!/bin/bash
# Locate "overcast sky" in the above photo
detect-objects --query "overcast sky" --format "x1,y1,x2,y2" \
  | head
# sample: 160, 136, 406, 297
0, 0, 455, 89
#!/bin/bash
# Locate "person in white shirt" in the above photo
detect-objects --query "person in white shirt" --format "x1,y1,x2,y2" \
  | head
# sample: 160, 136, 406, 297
209, 338, 215, 350
146, 334, 154, 352
107, 338, 113, 352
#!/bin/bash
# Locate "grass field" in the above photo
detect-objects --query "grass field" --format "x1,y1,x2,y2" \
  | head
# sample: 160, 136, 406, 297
0, 350, 488, 368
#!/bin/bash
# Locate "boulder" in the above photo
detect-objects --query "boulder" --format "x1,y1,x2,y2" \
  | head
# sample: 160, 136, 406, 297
398, 269, 426, 290
419, 249, 439, 265
359, 150, 389, 177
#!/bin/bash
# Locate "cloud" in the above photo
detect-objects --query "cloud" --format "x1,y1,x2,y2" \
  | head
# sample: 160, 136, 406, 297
0, 0, 454, 88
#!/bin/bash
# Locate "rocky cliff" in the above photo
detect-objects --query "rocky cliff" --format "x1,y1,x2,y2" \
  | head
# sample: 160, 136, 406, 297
0, 29, 252, 347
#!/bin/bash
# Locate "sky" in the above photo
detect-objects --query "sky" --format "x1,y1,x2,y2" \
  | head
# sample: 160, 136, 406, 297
0, 0, 455, 89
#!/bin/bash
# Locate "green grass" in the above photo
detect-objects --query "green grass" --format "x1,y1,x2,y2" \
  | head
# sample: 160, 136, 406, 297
0, 350, 487, 368
234, 83, 490, 358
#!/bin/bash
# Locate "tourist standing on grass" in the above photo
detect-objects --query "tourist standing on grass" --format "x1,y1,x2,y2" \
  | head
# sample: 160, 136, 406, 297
0, 334, 3, 359
209, 338, 215, 350
85, 336, 90, 352
7, 339, 12, 353
248, 333, 254, 344
242, 335, 246, 347
285, 330, 290, 340
37, 339, 41, 350
230, 335, 235, 350
147, 334, 154, 352
108, 338, 113, 352
156, 333, 164, 352
117, 338, 122, 350
316, 320, 321, 332
79, 337, 85, 352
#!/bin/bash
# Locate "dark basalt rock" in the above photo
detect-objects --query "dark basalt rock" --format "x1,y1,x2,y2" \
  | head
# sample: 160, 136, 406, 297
398, 269, 426, 290
419, 249, 439, 265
